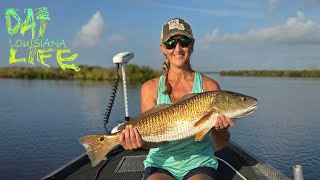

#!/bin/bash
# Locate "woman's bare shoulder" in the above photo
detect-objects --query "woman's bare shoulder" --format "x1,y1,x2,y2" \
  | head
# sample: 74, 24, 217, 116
141, 77, 160, 112
141, 77, 159, 93
200, 73, 221, 91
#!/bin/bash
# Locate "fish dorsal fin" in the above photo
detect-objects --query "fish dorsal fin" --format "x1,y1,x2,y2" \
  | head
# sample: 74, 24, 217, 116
138, 104, 172, 120
177, 93, 198, 103
195, 128, 211, 141
116, 104, 172, 132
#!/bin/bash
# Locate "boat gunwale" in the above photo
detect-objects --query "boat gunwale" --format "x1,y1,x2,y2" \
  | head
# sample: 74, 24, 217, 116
41, 141, 290, 180
41, 152, 88, 180
227, 141, 290, 180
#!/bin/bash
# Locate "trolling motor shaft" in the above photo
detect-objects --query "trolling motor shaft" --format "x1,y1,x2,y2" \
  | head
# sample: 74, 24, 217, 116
113, 52, 134, 121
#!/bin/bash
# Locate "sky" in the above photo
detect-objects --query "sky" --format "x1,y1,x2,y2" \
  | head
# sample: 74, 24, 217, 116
1, 0, 320, 71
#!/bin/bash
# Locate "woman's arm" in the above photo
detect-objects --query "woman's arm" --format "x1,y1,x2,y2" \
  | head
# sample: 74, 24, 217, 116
118, 78, 161, 149
211, 128, 231, 151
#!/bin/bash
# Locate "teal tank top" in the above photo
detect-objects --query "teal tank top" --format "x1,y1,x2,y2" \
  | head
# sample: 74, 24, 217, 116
143, 72, 218, 180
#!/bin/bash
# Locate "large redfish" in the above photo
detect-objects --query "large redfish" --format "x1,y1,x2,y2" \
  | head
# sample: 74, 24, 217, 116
79, 90, 258, 167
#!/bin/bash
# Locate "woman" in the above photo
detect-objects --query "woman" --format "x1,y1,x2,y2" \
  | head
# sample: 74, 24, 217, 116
119, 18, 235, 180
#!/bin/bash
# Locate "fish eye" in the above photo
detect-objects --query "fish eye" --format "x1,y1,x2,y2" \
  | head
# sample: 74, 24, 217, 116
99, 136, 105, 141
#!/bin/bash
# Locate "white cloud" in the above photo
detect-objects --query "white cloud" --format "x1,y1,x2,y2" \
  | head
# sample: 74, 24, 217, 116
199, 11, 320, 49
107, 34, 127, 43
268, 0, 278, 10
73, 11, 104, 48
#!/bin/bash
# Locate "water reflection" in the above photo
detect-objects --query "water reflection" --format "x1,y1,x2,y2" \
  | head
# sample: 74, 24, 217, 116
1, 77, 320, 179
212, 75, 320, 179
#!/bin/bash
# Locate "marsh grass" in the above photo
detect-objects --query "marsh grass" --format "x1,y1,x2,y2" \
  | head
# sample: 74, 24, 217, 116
0, 64, 162, 83
220, 70, 320, 78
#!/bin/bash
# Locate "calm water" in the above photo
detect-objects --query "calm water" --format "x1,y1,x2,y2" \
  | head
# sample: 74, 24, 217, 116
0, 76, 319, 179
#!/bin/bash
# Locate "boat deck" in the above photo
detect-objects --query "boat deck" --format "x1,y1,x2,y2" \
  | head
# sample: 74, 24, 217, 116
42, 142, 289, 180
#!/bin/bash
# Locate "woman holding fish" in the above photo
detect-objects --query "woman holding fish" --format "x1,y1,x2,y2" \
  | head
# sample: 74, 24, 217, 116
119, 18, 235, 180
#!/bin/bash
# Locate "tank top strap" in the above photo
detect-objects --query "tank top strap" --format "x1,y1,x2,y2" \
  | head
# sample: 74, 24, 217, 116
192, 72, 204, 93
157, 72, 203, 105
157, 75, 172, 105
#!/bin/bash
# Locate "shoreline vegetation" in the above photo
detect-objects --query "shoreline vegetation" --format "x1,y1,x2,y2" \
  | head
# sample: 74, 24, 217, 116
218, 70, 320, 78
0, 65, 162, 83
1, 66, 320, 83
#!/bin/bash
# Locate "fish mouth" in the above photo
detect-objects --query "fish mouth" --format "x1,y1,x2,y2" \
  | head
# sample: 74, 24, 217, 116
248, 103, 257, 111
245, 103, 258, 115
235, 103, 257, 119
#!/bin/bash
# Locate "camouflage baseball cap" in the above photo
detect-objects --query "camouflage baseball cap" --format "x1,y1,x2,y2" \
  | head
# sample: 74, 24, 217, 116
161, 18, 194, 43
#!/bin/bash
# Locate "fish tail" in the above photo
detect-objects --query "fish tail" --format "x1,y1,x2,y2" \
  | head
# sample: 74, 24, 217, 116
79, 134, 118, 167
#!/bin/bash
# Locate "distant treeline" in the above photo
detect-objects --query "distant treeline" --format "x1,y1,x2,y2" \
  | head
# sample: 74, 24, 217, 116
220, 70, 320, 78
0, 64, 162, 83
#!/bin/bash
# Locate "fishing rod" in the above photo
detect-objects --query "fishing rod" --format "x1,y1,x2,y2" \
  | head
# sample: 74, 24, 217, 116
103, 51, 134, 133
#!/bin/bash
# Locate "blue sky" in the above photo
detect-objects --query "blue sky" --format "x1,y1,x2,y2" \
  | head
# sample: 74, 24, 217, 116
1, 0, 320, 71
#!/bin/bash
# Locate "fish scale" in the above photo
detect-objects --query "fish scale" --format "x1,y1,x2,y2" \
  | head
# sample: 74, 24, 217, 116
79, 90, 258, 167
136, 95, 211, 140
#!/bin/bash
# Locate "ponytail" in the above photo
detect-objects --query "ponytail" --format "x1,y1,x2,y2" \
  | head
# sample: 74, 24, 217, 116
162, 58, 172, 94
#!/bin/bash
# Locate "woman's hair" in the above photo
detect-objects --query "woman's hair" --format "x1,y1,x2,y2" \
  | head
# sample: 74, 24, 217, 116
162, 57, 172, 94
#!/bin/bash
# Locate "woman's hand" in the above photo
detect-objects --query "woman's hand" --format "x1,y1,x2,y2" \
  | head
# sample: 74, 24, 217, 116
211, 114, 234, 150
214, 114, 235, 131
119, 125, 145, 150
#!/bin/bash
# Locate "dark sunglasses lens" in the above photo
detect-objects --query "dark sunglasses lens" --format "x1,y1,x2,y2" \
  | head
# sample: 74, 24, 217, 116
164, 37, 191, 49
164, 39, 177, 49
179, 38, 191, 48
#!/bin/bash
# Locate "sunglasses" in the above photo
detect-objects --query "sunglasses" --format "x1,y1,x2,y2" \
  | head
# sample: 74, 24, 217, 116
163, 37, 192, 50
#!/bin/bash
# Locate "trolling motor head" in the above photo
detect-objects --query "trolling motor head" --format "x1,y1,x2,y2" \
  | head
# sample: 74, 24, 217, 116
113, 51, 134, 64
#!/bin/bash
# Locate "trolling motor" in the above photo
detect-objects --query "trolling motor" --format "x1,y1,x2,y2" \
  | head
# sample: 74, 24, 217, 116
103, 51, 134, 133
113, 52, 134, 121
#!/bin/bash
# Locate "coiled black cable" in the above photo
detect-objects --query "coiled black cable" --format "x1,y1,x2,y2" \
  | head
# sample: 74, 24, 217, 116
103, 63, 120, 133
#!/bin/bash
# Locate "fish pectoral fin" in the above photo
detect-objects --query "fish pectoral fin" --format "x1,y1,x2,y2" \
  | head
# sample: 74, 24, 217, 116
195, 128, 211, 141
194, 111, 215, 127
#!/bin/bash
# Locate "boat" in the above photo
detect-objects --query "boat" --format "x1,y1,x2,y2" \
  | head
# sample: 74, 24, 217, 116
41, 141, 289, 180
42, 52, 291, 180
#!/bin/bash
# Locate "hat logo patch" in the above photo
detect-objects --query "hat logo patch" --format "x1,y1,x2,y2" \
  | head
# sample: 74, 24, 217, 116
168, 19, 185, 30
